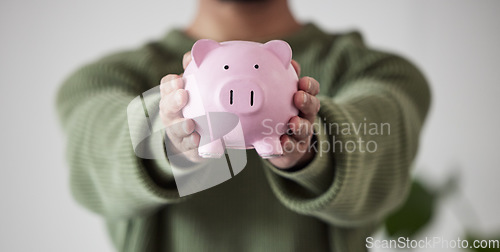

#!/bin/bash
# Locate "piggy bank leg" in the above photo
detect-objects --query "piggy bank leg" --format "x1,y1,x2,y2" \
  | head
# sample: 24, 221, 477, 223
198, 139, 224, 158
254, 137, 283, 158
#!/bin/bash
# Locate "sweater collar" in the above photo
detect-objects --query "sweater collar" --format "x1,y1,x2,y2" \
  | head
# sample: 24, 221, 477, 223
160, 22, 326, 58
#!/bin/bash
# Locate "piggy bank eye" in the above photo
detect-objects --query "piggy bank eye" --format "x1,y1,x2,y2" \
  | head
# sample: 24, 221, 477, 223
254, 64, 259, 69
224, 65, 229, 70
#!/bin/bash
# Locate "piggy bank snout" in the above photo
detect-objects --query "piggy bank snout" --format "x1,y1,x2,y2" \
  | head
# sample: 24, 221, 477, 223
218, 79, 264, 114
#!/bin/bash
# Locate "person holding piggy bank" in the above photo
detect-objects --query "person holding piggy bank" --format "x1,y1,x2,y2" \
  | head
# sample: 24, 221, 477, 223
56, 0, 430, 251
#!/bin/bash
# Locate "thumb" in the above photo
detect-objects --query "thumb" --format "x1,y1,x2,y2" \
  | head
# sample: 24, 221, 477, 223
183, 51, 192, 70
291, 59, 301, 77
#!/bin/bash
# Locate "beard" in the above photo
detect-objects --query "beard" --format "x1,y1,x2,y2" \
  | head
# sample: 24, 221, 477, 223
219, 0, 269, 2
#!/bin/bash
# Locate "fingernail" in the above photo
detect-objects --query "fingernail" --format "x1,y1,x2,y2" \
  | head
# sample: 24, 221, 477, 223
303, 92, 307, 105
308, 79, 312, 91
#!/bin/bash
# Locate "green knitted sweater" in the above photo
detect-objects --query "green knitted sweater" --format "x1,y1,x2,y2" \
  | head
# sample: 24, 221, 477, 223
56, 23, 430, 252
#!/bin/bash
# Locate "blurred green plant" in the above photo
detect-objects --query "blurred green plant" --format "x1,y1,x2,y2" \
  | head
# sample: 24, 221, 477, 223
385, 180, 436, 238
383, 174, 500, 251
466, 233, 500, 251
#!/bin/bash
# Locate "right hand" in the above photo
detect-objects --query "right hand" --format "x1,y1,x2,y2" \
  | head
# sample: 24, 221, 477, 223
159, 52, 203, 163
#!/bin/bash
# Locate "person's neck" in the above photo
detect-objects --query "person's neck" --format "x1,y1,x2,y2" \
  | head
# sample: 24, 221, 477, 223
185, 0, 302, 42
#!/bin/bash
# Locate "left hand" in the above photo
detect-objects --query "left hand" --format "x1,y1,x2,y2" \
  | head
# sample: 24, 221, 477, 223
268, 60, 321, 170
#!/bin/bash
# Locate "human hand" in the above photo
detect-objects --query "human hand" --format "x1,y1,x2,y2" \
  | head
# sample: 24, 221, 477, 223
159, 52, 204, 163
268, 60, 321, 170
160, 53, 320, 167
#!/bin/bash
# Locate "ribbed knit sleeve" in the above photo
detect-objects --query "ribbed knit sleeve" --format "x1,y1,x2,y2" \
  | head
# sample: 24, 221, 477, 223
56, 47, 183, 219
263, 32, 431, 227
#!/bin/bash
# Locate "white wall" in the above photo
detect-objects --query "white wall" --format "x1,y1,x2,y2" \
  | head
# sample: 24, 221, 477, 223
1, 0, 498, 251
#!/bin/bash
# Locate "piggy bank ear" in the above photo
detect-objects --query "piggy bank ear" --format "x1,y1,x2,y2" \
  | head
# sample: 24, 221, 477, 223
262, 40, 292, 68
191, 39, 220, 67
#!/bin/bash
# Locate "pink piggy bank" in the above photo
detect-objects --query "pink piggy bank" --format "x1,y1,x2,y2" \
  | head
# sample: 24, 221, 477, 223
182, 39, 298, 158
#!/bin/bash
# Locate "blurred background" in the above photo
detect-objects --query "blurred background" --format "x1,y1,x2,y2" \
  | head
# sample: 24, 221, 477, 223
1, 0, 499, 251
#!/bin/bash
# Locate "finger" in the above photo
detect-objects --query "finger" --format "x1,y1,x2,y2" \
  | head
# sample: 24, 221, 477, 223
289, 133, 311, 154
166, 118, 195, 139
160, 77, 184, 96
294, 91, 320, 123
181, 132, 206, 163
185, 149, 207, 163
181, 131, 200, 151
287, 116, 313, 141
162, 89, 188, 114
159, 89, 188, 122
291, 59, 301, 76
183, 51, 192, 70
184, 149, 205, 163
164, 132, 202, 163
281, 134, 309, 157
280, 134, 297, 156
160, 74, 179, 85
298, 76, 320, 96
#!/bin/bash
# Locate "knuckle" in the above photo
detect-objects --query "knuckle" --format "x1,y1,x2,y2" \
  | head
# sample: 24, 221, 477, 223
187, 152, 201, 163
169, 134, 182, 148
311, 96, 320, 107
307, 97, 319, 112
161, 74, 178, 83
173, 124, 186, 138
192, 132, 200, 145
160, 85, 170, 96
161, 76, 183, 96
184, 119, 195, 134
165, 129, 177, 144
159, 98, 168, 112
183, 136, 195, 150
166, 94, 181, 113
171, 77, 183, 89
